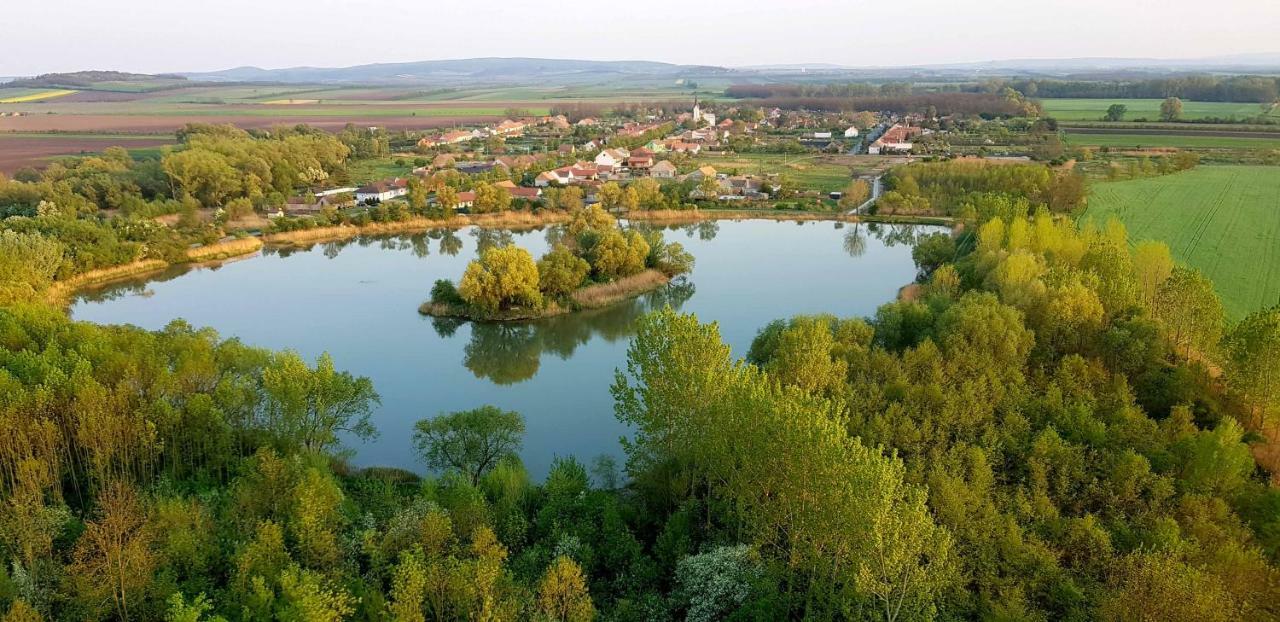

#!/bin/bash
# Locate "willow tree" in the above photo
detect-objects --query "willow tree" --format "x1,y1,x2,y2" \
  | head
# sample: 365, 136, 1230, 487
261, 352, 379, 453
458, 245, 542, 315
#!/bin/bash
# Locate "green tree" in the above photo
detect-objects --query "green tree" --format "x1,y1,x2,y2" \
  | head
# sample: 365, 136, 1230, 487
1105, 103, 1128, 121
69, 482, 157, 622
0, 231, 64, 304
275, 565, 355, 622
1132, 240, 1174, 311
1160, 97, 1184, 122
838, 179, 871, 210
458, 245, 543, 314
164, 593, 223, 622
538, 245, 590, 297
588, 230, 649, 281
472, 182, 512, 213
1100, 552, 1241, 622
1154, 267, 1224, 358
537, 556, 595, 622
413, 406, 526, 485
436, 185, 460, 213
1224, 307, 1280, 430
261, 352, 380, 453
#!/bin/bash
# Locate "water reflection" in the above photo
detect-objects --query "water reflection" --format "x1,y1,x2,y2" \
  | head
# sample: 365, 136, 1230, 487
865, 222, 927, 247
843, 224, 867, 258
437, 278, 696, 385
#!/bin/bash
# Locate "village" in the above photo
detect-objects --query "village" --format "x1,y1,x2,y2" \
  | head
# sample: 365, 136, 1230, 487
278, 99, 939, 218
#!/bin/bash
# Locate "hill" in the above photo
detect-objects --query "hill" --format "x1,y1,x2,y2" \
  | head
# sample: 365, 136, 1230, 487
6, 70, 189, 91
182, 57, 737, 85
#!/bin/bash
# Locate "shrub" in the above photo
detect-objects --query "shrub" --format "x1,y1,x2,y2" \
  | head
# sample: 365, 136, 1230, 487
430, 279, 464, 306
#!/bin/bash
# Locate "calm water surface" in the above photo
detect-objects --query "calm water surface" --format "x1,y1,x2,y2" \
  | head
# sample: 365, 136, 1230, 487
71, 220, 937, 477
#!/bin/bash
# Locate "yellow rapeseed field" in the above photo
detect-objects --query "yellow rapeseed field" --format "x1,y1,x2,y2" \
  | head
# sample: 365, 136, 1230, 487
0, 89, 79, 103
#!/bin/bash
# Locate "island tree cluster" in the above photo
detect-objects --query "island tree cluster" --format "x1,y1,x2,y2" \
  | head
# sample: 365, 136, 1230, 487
429, 206, 693, 319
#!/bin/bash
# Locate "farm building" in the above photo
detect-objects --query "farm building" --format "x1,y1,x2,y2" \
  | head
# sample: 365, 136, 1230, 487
356, 179, 409, 203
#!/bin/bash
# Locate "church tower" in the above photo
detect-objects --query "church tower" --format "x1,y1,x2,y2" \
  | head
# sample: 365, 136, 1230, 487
692, 97, 702, 124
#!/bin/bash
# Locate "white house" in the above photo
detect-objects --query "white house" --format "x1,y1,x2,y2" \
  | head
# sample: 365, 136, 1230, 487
355, 179, 408, 203
814, 132, 833, 139
594, 148, 629, 168
844, 126, 859, 138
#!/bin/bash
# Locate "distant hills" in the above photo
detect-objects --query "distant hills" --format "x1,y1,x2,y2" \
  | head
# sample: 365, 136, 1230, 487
182, 58, 734, 86
7, 70, 188, 89
180, 55, 1280, 86
8, 55, 1279, 89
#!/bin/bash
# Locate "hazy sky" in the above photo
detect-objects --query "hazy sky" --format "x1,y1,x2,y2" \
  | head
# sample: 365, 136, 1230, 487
4, 0, 1279, 75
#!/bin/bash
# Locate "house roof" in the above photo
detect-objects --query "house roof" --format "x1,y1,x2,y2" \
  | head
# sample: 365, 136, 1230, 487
651, 160, 677, 172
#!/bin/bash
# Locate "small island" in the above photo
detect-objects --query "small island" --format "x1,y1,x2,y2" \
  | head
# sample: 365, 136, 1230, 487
420, 205, 694, 321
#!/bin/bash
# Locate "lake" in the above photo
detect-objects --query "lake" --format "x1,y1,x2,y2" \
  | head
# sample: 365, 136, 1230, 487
71, 219, 937, 478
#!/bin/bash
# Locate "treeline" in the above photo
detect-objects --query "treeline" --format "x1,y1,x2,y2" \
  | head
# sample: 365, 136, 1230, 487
726, 83, 916, 99
0, 124, 353, 304
735, 213, 1280, 619
728, 76, 1280, 104
1009, 75, 1280, 103
727, 92, 1034, 117
878, 160, 1087, 218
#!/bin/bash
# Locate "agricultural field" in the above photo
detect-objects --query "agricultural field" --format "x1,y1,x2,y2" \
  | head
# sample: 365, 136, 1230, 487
0, 88, 78, 103
1065, 131, 1280, 150
346, 155, 420, 185
0, 132, 174, 173
1083, 165, 1280, 319
0, 78, 713, 137
1042, 98, 1280, 122
687, 153, 872, 192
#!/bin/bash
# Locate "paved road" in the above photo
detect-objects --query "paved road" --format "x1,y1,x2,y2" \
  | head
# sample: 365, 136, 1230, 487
847, 175, 883, 215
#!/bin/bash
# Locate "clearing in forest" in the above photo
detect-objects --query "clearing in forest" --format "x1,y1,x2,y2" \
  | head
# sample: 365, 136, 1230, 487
1084, 165, 1280, 319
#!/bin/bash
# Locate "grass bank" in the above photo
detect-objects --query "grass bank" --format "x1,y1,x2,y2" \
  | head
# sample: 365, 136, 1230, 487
263, 211, 573, 246
627, 208, 857, 224
50, 237, 266, 305
570, 270, 670, 309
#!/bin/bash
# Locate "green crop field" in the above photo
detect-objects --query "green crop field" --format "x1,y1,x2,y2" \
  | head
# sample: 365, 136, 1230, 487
690, 153, 855, 192
1083, 165, 1280, 319
1065, 132, 1280, 150
1043, 98, 1280, 122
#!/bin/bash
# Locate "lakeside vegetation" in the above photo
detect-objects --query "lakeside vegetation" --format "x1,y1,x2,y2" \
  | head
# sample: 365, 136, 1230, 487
422, 206, 694, 321
873, 159, 1087, 219
3, 204, 1280, 619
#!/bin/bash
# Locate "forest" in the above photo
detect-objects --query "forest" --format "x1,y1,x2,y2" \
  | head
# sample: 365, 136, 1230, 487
726, 76, 1280, 105
876, 161, 1088, 219
722, 91, 1035, 118
2, 203, 1279, 620
1006, 76, 1280, 103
